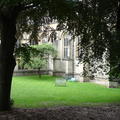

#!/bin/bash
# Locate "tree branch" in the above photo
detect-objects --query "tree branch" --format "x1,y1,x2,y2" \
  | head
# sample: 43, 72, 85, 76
22, 2, 41, 11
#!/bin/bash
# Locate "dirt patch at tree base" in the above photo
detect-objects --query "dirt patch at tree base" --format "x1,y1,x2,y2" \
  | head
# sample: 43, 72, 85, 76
0, 105, 120, 120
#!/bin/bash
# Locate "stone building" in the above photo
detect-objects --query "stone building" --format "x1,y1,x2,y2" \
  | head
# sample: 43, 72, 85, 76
14, 22, 112, 87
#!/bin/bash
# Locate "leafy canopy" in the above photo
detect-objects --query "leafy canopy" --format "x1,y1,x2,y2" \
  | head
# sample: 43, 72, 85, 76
0, 0, 118, 60
15, 43, 57, 69
0, 0, 120, 76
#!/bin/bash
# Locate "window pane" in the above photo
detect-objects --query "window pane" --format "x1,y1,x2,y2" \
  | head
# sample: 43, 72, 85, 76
64, 38, 69, 46
64, 48, 68, 58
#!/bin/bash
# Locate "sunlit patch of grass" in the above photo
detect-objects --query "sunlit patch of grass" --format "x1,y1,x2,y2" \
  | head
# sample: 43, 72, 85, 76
11, 75, 120, 108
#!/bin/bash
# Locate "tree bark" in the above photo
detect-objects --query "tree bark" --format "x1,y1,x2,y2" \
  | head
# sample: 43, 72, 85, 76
0, 10, 18, 111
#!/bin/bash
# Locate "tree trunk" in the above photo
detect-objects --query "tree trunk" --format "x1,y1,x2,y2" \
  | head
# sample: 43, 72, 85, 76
0, 12, 17, 111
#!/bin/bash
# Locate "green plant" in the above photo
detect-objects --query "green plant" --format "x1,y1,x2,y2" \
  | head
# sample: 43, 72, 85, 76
109, 64, 120, 82
15, 43, 57, 76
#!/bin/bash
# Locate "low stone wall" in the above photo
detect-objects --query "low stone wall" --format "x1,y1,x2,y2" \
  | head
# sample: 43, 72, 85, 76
108, 81, 120, 88
14, 70, 119, 88
89, 77, 109, 87
90, 79, 109, 87
53, 71, 65, 77
14, 70, 50, 76
14, 70, 65, 77
14, 70, 84, 82
89, 77, 120, 88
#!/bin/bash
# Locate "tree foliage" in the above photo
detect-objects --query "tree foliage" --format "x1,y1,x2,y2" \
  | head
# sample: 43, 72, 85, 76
0, 0, 120, 82
15, 43, 57, 72
0, 0, 120, 110
0, 0, 119, 79
0, 0, 119, 62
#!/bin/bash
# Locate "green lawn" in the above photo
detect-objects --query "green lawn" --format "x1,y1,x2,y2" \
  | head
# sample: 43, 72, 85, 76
11, 75, 120, 108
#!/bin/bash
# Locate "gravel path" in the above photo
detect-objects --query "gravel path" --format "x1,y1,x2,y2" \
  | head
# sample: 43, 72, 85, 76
0, 105, 120, 120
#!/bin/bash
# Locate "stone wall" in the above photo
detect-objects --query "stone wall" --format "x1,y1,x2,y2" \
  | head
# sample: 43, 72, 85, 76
14, 69, 50, 76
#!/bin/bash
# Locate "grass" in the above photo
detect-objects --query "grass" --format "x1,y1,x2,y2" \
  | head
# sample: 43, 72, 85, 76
11, 75, 120, 108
